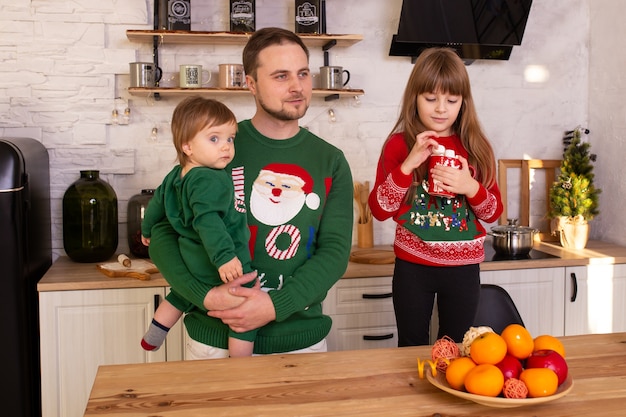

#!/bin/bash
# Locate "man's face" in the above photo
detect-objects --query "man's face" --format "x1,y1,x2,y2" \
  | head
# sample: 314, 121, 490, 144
247, 42, 312, 121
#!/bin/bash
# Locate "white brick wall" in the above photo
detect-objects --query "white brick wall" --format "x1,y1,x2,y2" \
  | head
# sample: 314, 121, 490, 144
1, 0, 603, 260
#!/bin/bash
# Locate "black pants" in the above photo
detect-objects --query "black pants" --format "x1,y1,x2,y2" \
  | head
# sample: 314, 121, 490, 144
392, 258, 480, 346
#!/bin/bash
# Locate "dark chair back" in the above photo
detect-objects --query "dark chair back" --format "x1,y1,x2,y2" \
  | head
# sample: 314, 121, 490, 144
473, 284, 525, 334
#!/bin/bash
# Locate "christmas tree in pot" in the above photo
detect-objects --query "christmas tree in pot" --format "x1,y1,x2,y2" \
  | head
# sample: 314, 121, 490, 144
548, 126, 601, 249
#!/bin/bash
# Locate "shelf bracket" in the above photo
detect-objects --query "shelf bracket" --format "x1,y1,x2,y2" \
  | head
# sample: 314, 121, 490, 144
322, 39, 337, 66
152, 0, 162, 98
324, 94, 340, 102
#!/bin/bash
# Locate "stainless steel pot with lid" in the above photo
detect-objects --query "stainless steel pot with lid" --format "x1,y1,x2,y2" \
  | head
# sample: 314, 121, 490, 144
488, 219, 539, 257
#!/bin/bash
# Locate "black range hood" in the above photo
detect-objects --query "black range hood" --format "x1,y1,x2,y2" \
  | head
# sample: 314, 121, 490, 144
389, 0, 533, 62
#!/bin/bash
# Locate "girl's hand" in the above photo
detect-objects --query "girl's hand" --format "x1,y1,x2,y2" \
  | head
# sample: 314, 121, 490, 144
400, 131, 440, 175
141, 236, 150, 246
430, 155, 480, 198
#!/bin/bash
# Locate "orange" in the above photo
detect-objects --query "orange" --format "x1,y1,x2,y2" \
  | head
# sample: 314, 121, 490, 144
469, 332, 508, 365
501, 324, 534, 359
533, 335, 566, 358
464, 364, 505, 397
519, 368, 559, 397
445, 357, 477, 391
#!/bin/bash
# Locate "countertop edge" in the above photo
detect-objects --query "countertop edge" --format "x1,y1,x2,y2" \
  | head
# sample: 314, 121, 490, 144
38, 240, 626, 291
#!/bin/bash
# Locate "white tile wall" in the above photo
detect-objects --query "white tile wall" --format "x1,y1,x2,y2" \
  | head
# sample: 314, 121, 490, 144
588, 0, 626, 246
3, 0, 620, 261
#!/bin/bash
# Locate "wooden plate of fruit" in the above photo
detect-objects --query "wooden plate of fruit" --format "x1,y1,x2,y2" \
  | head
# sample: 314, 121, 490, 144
427, 371, 573, 408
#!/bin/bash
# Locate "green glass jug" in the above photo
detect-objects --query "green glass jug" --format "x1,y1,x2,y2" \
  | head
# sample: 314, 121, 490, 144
127, 189, 154, 258
63, 170, 118, 262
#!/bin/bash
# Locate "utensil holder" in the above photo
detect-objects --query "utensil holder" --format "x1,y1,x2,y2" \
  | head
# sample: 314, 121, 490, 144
357, 219, 373, 248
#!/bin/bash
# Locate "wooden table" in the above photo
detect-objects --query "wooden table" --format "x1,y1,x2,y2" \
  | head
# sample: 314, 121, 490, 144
84, 333, 626, 416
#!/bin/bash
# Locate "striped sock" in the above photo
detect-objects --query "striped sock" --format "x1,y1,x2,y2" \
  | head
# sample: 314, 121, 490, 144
141, 319, 170, 351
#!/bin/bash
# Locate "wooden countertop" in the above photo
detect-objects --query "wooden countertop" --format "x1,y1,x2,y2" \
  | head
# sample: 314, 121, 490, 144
84, 332, 626, 416
38, 240, 626, 292
343, 239, 626, 277
37, 256, 170, 292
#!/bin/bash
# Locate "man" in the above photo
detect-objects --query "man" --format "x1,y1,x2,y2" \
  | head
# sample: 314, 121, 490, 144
149, 27, 353, 358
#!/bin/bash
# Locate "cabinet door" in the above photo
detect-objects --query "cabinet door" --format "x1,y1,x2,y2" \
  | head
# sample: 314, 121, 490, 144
481, 268, 565, 337
565, 264, 626, 335
329, 312, 398, 351
39, 287, 170, 417
324, 276, 397, 351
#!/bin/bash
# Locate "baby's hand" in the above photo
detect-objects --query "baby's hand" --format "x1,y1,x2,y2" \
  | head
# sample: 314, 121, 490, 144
218, 257, 244, 283
141, 236, 150, 246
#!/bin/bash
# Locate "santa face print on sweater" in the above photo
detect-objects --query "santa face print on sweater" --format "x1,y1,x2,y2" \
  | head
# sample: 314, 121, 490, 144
232, 163, 321, 291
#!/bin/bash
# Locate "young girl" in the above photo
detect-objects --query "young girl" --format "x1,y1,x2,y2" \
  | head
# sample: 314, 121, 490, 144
140, 96, 256, 357
368, 48, 503, 346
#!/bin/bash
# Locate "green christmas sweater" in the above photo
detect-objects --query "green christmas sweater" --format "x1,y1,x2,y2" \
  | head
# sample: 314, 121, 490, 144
148, 119, 354, 353
142, 165, 256, 342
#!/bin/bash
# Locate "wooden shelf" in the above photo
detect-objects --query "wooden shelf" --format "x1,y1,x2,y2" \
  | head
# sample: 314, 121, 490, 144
128, 87, 364, 101
126, 30, 363, 48
126, 30, 365, 101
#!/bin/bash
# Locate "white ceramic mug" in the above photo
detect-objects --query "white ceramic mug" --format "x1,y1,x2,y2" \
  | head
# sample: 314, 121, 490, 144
129, 62, 162, 87
319, 66, 350, 90
218, 64, 245, 88
179, 64, 211, 88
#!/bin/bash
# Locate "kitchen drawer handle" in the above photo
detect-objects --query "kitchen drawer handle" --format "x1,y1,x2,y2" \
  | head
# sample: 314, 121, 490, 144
570, 272, 578, 302
362, 292, 393, 299
363, 333, 394, 341
154, 294, 161, 313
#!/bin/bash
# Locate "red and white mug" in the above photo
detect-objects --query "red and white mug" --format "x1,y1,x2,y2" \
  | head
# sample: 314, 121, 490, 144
427, 148, 461, 198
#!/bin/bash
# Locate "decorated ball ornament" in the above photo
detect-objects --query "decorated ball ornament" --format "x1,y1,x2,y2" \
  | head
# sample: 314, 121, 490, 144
461, 326, 494, 357
431, 335, 461, 371
561, 177, 572, 190
503, 377, 529, 399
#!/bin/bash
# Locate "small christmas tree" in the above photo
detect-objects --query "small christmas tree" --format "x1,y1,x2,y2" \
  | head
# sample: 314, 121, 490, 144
549, 127, 601, 226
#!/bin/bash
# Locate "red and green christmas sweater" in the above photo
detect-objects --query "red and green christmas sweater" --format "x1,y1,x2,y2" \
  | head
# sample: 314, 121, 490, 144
369, 132, 503, 266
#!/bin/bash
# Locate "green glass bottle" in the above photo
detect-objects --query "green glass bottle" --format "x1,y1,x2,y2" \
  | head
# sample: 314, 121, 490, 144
63, 170, 118, 262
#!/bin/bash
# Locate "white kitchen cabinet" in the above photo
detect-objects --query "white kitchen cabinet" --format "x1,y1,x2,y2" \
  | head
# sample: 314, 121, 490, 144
326, 267, 567, 351
564, 264, 626, 335
479, 267, 566, 337
324, 276, 397, 351
39, 287, 183, 417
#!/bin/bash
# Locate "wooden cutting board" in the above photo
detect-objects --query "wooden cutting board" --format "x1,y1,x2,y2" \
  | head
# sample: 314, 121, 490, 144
349, 248, 395, 264
97, 258, 159, 281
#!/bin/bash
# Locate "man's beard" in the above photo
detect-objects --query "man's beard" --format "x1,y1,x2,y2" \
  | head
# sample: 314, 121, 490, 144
257, 95, 309, 121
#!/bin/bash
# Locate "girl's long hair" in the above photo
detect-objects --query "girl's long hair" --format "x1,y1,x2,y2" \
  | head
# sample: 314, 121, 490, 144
384, 48, 497, 200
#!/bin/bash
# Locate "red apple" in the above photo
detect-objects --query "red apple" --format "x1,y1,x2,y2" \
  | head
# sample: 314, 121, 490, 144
525, 349, 569, 385
496, 354, 523, 380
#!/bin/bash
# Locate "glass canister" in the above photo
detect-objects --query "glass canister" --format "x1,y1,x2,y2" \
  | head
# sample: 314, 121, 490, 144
295, 0, 322, 34
230, 0, 256, 32
63, 170, 118, 262
127, 189, 154, 258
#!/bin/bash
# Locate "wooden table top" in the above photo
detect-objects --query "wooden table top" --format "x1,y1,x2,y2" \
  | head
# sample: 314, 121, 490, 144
84, 332, 626, 416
